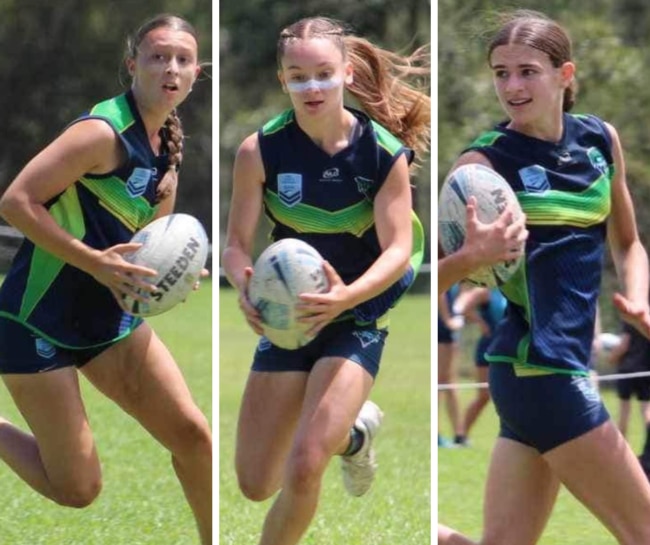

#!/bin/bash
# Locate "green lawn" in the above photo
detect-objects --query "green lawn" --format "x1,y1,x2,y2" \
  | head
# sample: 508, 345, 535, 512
438, 381, 645, 545
219, 288, 432, 545
0, 280, 212, 545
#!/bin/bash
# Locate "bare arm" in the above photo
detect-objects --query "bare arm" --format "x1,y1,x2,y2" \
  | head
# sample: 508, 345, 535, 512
298, 154, 413, 330
605, 123, 650, 337
221, 132, 265, 333
0, 120, 157, 297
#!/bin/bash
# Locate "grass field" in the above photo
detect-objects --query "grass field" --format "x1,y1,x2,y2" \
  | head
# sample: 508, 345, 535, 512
0, 280, 212, 545
219, 288, 431, 545
438, 377, 647, 544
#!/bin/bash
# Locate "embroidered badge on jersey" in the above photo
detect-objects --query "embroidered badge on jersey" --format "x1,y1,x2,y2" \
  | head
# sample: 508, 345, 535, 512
35, 338, 56, 359
126, 167, 156, 198
353, 330, 382, 348
518, 164, 550, 193
354, 176, 376, 199
277, 173, 303, 207
587, 147, 608, 175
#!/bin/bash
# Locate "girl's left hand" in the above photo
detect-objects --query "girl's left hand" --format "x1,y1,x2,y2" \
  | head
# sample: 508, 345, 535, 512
295, 261, 350, 336
613, 292, 650, 338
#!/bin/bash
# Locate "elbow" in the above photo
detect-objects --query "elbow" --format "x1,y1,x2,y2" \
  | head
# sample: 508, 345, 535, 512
0, 192, 19, 225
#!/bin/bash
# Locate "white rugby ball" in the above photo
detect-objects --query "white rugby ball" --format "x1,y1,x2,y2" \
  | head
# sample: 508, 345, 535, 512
120, 213, 209, 317
248, 238, 330, 350
439, 163, 524, 287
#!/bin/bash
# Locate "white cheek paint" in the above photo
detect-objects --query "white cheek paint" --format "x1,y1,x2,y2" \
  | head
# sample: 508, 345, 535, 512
286, 77, 342, 93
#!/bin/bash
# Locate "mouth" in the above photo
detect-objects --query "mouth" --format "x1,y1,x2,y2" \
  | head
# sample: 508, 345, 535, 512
508, 98, 532, 107
162, 83, 179, 92
304, 100, 324, 107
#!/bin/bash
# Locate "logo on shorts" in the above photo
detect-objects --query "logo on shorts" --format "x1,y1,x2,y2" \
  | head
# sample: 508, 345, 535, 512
352, 330, 382, 349
257, 337, 273, 352
35, 338, 56, 359
126, 167, 155, 198
277, 173, 302, 207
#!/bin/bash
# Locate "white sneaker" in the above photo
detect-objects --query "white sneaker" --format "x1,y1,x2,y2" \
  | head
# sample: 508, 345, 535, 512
341, 400, 384, 496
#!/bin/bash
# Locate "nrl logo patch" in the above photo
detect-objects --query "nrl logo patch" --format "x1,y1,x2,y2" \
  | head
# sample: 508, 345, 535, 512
354, 176, 375, 199
277, 173, 303, 207
126, 167, 155, 198
35, 338, 56, 359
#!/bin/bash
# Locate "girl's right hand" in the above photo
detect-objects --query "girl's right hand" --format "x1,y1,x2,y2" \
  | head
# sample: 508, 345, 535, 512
465, 197, 528, 267
239, 267, 264, 335
88, 242, 159, 304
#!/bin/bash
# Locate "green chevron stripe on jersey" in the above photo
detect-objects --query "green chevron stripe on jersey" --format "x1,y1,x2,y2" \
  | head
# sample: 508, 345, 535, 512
265, 191, 374, 236
90, 93, 135, 133
20, 185, 86, 320
79, 175, 158, 232
516, 170, 611, 227
371, 121, 405, 156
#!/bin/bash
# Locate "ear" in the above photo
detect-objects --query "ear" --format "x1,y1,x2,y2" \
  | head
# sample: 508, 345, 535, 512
344, 61, 354, 86
560, 61, 575, 87
278, 70, 288, 93
126, 57, 136, 78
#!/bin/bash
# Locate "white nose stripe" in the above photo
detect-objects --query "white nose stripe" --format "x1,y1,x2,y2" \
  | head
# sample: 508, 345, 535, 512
286, 77, 342, 93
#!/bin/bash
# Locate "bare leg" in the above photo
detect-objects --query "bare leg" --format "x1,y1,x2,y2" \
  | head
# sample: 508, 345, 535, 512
259, 357, 374, 545
437, 523, 477, 545
0, 368, 101, 507
82, 323, 212, 544
438, 341, 462, 437
545, 420, 650, 545
462, 366, 490, 438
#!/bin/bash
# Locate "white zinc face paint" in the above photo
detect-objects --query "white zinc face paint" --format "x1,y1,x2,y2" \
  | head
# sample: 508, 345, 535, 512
285, 76, 343, 93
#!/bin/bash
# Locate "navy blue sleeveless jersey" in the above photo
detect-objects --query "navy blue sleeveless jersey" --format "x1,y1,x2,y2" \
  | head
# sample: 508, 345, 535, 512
258, 107, 424, 325
0, 90, 169, 348
465, 113, 613, 375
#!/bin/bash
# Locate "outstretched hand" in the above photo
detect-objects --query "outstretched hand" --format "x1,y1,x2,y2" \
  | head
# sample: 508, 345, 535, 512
239, 266, 264, 335
296, 261, 350, 336
613, 292, 650, 339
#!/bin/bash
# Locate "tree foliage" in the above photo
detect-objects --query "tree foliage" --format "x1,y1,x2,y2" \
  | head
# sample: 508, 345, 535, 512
0, 0, 212, 234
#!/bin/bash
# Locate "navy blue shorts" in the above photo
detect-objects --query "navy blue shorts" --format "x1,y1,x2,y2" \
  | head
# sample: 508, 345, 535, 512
251, 319, 388, 379
489, 363, 610, 453
617, 376, 650, 401
0, 317, 137, 374
438, 316, 459, 344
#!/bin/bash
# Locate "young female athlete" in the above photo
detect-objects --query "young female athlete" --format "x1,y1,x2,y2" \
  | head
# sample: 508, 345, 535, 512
222, 16, 429, 545
438, 10, 650, 545
0, 14, 211, 544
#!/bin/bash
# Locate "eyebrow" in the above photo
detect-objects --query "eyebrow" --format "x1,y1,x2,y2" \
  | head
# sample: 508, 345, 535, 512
285, 62, 335, 71
490, 62, 540, 70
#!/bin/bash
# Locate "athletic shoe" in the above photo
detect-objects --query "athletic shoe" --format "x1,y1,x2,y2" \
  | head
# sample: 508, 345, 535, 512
438, 435, 456, 448
341, 400, 383, 496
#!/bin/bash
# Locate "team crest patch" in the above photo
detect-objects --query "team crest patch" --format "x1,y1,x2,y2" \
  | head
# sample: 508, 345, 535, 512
354, 176, 375, 199
353, 330, 382, 348
35, 338, 56, 359
518, 165, 550, 193
277, 173, 303, 207
587, 147, 608, 175
126, 167, 154, 198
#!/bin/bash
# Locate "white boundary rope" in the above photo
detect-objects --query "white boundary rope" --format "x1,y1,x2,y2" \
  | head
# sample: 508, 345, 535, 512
438, 370, 650, 390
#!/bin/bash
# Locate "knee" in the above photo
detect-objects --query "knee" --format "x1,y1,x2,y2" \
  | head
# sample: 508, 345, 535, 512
284, 443, 329, 495
236, 473, 277, 502
169, 411, 212, 460
53, 477, 103, 508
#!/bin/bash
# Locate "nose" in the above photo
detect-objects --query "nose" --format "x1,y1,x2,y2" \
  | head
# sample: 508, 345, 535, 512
166, 58, 179, 75
504, 74, 523, 93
